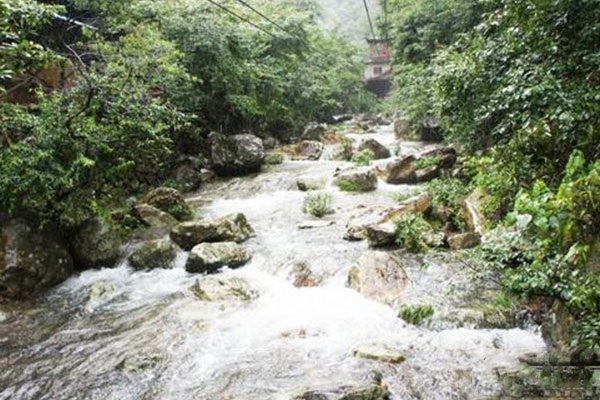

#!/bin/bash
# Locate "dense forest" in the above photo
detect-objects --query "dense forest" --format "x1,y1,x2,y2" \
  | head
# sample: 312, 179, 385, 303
383, 0, 600, 362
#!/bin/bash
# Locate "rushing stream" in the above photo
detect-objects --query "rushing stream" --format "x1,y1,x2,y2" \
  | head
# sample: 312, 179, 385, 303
0, 125, 546, 400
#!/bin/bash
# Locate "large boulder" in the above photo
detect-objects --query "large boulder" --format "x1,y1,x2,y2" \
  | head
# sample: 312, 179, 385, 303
0, 218, 74, 299
140, 187, 191, 221
462, 189, 488, 234
70, 217, 122, 269
302, 123, 328, 141
380, 155, 417, 184
174, 164, 202, 192
170, 213, 255, 251
419, 146, 457, 169
134, 204, 178, 229
296, 141, 324, 160
210, 132, 265, 175
348, 250, 409, 304
358, 139, 391, 160
185, 242, 251, 273
394, 117, 412, 140
128, 239, 178, 270
334, 168, 378, 192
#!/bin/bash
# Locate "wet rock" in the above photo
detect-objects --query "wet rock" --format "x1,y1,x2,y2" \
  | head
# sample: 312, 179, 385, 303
415, 165, 440, 183
419, 146, 457, 169
348, 250, 409, 304
296, 140, 325, 160
289, 262, 322, 287
297, 220, 335, 230
420, 117, 443, 142
85, 280, 116, 311
140, 186, 191, 221
365, 222, 396, 248
463, 189, 488, 234
128, 239, 178, 270
297, 176, 327, 191
358, 139, 391, 160
200, 168, 216, 183
170, 213, 255, 251
380, 155, 416, 184
334, 167, 378, 192
190, 276, 258, 301
448, 232, 481, 250
302, 122, 328, 141
71, 217, 122, 269
185, 242, 251, 273
542, 300, 578, 364
394, 117, 412, 140
0, 218, 73, 299
352, 343, 406, 364
210, 132, 265, 175
265, 152, 285, 165
134, 204, 179, 229
174, 164, 202, 192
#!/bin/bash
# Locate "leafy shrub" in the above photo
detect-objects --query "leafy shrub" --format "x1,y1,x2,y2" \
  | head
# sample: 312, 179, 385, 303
395, 213, 433, 253
302, 192, 334, 218
336, 178, 361, 193
398, 304, 435, 325
425, 178, 470, 231
351, 149, 374, 166
394, 188, 424, 203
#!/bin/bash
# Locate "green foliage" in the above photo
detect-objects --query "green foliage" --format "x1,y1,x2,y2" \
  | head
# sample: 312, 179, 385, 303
351, 149, 374, 166
265, 152, 285, 165
415, 155, 439, 170
0, 25, 189, 228
167, 203, 194, 222
336, 178, 361, 193
500, 151, 600, 353
394, 188, 423, 203
398, 303, 434, 325
302, 191, 334, 218
0, 0, 64, 88
395, 213, 433, 253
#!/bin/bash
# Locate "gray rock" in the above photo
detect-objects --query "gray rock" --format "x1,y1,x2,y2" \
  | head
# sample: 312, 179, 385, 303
365, 222, 397, 248
210, 132, 265, 175
352, 343, 406, 364
348, 251, 409, 304
128, 239, 178, 270
447, 232, 481, 250
394, 117, 412, 140
297, 176, 327, 191
134, 204, 179, 229
140, 186, 191, 221
381, 155, 417, 184
302, 123, 328, 141
415, 165, 440, 183
296, 141, 325, 160
185, 242, 251, 273
358, 139, 391, 160
71, 217, 122, 269
289, 262, 322, 287
0, 218, 73, 299
85, 280, 116, 311
419, 146, 457, 169
174, 164, 202, 192
190, 276, 258, 301
170, 213, 255, 251
334, 167, 378, 192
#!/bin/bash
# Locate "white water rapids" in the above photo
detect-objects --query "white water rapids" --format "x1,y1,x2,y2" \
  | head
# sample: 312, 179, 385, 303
0, 125, 546, 400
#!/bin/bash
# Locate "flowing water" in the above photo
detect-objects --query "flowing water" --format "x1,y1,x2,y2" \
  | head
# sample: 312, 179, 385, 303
0, 125, 546, 400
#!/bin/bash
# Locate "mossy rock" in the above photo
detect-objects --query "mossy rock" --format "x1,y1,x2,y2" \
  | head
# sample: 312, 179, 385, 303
128, 239, 178, 270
